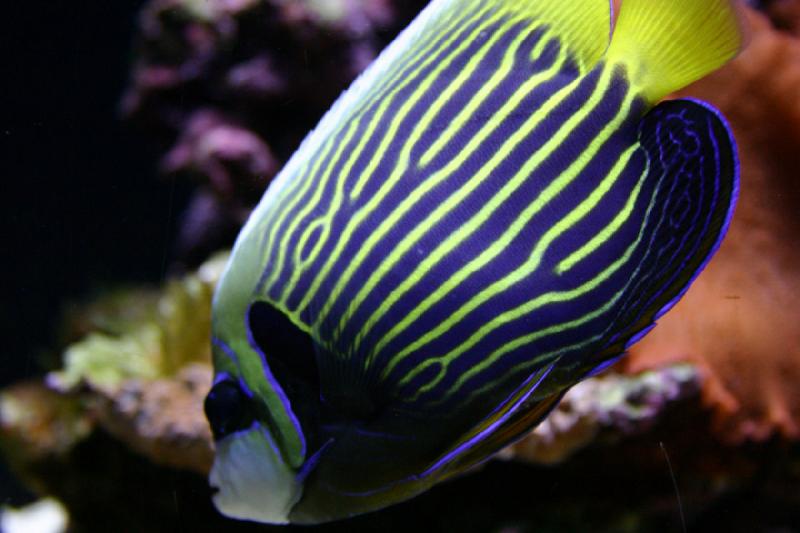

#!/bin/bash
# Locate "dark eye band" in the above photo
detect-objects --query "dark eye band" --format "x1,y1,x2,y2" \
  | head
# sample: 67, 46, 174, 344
205, 379, 254, 440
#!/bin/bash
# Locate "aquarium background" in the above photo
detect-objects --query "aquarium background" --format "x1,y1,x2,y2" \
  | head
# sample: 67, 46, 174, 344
3, 0, 187, 505
3, 0, 800, 531
4, 0, 179, 388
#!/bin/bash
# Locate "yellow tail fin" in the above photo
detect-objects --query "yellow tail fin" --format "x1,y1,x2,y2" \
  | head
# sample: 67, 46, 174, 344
607, 0, 744, 103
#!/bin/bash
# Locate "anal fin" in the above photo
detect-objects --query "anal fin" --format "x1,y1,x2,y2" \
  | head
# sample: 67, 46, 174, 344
442, 390, 565, 480
607, 0, 744, 102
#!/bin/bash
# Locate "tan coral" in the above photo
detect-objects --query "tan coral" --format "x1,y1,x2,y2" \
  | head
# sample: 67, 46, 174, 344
624, 7, 800, 442
94, 363, 215, 473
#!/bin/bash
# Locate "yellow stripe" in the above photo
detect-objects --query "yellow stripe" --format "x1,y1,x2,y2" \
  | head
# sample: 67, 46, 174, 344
321, 19, 542, 340
272, 120, 359, 292
326, 35, 570, 355
261, 135, 340, 291
276, 7, 496, 304
291, 4, 500, 315
556, 152, 651, 274
409, 146, 647, 399
349, 7, 506, 200
377, 66, 627, 377
451, 162, 658, 404
420, 27, 554, 169
259, 3, 471, 295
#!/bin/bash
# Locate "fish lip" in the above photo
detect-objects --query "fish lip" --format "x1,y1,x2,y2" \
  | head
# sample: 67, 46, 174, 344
208, 424, 302, 524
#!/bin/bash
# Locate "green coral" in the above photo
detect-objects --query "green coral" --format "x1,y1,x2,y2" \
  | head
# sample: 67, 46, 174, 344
304, 0, 348, 23
49, 252, 229, 392
181, 0, 260, 22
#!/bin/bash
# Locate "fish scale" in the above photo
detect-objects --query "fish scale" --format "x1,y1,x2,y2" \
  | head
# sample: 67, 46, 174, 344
204, 0, 743, 524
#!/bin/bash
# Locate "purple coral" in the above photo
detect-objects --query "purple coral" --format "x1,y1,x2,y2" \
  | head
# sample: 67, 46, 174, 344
121, 0, 427, 265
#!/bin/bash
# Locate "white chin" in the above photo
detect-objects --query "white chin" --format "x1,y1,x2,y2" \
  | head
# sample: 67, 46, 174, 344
209, 426, 302, 524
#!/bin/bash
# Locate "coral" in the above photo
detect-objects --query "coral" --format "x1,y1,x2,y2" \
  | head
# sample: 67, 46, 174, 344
764, 0, 800, 35
625, 6, 800, 442
162, 110, 279, 205
501, 365, 701, 465
5, 359, 798, 532
0, 254, 227, 487
0, 257, 227, 529
47, 253, 227, 393
92, 364, 214, 473
162, 111, 279, 251
122, 0, 426, 265
0, 383, 91, 472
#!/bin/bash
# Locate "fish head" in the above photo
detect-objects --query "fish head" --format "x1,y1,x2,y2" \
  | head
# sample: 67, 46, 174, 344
204, 366, 303, 524
204, 297, 562, 524
204, 301, 445, 523
204, 245, 309, 524
202, 252, 533, 523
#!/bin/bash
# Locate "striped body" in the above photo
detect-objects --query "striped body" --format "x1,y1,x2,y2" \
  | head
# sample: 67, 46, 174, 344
206, 0, 740, 524
253, 6, 643, 410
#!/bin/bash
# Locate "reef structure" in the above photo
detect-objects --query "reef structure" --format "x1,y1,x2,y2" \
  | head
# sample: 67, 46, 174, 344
625, 5, 800, 443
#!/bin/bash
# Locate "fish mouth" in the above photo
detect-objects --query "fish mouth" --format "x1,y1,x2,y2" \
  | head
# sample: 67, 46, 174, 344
209, 424, 303, 524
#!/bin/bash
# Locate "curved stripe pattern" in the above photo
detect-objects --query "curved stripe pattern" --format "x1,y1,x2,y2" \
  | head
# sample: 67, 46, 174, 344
243, 4, 734, 421
206, 0, 742, 523
254, 5, 628, 409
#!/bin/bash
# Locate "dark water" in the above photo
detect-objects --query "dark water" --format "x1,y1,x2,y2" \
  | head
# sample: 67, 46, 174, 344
2, 0, 191, 505
3, 0, 191, 387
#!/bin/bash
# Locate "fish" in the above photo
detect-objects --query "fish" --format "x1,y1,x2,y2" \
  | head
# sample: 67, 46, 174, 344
203, 0, 742, 524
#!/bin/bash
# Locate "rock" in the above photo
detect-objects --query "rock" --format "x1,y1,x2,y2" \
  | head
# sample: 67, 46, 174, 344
501, 365, 702, 465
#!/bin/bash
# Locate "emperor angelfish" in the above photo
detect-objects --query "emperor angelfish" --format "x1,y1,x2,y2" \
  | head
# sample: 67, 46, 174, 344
205, 0, 742, 524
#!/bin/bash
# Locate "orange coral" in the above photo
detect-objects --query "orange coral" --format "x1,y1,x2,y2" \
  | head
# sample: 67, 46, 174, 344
767, 0, 800, 35
624, 6, 800, 442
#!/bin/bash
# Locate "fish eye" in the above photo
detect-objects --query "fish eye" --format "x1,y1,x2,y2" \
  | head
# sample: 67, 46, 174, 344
204, 379, 255, 440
